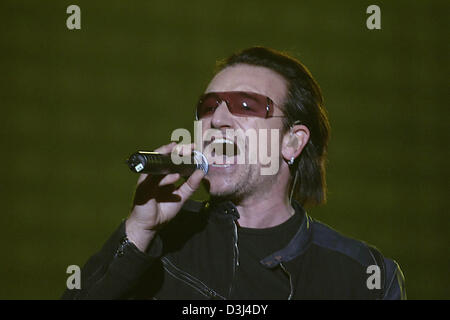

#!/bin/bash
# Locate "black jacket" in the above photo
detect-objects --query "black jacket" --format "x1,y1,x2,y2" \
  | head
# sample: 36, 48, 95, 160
62, 200, 406, 300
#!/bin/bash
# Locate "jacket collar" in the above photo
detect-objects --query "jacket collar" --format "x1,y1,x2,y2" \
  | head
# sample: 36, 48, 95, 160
206, 199, 240, 221
205, 199, 313, 267
259, 201, 313, 268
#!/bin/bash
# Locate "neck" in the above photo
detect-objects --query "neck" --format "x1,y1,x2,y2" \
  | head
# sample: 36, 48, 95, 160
233, 191, 294, 229
233, 165, 294, 228
210, 165, 295, 228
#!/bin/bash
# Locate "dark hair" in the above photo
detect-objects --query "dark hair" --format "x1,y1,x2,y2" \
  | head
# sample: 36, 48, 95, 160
216, 47, 330, 207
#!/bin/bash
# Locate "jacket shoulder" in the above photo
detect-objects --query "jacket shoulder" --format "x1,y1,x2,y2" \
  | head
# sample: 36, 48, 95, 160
311, 219, 376, 267
309, 219, 406, 299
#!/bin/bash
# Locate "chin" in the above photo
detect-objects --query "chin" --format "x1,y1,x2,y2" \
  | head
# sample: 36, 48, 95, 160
204, 164, 255, 199
205, 180, 234, 197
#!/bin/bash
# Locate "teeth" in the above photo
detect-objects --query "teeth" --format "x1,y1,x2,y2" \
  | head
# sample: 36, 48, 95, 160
214, 138, 234, 145
211, 164, 231, 168
209, 138, 239, 157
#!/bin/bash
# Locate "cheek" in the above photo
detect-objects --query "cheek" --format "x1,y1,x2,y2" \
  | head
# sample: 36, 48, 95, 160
254, 122, 284, 154
198, 119, 214, 146
199, 119, 211, 131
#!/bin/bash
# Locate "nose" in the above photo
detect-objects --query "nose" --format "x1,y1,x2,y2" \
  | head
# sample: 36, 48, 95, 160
211, 101, 234, 129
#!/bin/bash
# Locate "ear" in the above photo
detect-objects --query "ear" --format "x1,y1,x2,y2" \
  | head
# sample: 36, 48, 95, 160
281, 124, 310, 164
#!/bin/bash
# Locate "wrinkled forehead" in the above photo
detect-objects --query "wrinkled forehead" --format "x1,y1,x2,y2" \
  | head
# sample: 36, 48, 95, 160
205, 64, 288, 106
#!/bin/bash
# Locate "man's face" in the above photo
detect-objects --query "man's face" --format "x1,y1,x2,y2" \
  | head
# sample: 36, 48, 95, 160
199, 64, 288, 200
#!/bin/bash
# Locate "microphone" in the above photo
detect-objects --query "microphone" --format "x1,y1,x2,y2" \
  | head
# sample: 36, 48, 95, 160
125, 150, 209, 176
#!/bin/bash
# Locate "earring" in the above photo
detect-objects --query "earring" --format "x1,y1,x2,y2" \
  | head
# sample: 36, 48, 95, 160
288, 157, 295, 165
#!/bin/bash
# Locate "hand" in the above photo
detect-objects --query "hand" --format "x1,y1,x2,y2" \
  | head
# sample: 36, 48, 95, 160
125, 142, 205, 252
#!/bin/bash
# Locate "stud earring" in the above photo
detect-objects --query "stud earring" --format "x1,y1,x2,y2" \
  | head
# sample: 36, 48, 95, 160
288, 157, 295, 165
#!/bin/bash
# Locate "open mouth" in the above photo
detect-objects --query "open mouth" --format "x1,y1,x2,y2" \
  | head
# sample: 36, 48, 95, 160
205, 138, 241, 167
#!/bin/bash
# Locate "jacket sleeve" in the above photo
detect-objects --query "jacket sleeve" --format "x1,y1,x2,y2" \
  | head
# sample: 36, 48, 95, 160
61, 220, 163, 300
382, 258, 407, 300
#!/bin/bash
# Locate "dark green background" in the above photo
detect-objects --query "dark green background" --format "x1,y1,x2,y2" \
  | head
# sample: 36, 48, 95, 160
0, 0, 448, 299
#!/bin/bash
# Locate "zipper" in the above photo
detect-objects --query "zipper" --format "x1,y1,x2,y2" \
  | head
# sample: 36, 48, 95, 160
280, 263, 294, 300
233, 220, 240, 268
161, 257, 225, 300
228, 219, 240, 297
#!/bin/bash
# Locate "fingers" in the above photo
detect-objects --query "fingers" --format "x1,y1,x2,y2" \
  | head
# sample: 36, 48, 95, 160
155, 142, 196, 159
174, 169, 205, 200
158, 173, 180, 186
135, 142, 198, 193
172, 143, 195, 158
137, 173, 149, 185
155, 142, 177, 154
136, 142, 179, 185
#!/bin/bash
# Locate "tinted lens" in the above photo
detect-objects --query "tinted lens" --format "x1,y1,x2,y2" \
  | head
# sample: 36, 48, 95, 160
227, 92, 272, 118
196, 91, 273, 119
197, 94, 219, 119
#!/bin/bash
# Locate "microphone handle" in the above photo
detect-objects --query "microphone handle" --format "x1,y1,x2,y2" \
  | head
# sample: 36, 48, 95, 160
126, 151, 208, 176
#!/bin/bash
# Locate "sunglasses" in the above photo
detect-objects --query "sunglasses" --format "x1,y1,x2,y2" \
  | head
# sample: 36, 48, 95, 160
195, 91, 285, 120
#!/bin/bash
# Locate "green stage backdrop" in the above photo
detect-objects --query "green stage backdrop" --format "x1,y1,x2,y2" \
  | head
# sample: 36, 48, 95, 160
0, 0, 448, 299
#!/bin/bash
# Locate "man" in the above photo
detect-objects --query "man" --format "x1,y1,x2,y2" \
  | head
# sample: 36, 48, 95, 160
62, 47, 406, 300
